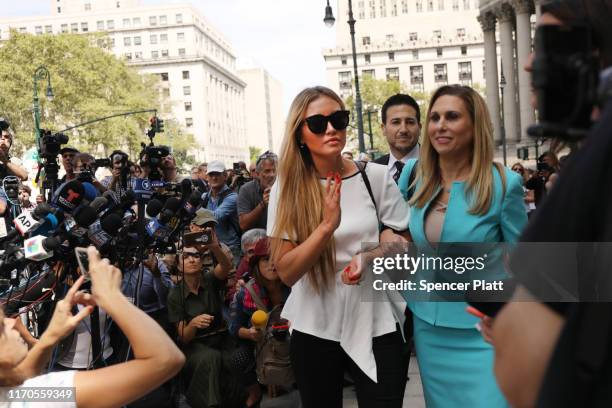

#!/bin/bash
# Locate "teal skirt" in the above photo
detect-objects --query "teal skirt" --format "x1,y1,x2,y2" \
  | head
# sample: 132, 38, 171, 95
413, 315, 509, 408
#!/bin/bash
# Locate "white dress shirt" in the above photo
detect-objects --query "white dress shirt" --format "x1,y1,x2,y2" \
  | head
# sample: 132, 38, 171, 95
387, 145, 420, 179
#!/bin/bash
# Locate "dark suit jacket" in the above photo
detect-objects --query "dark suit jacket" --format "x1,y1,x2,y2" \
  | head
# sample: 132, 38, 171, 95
373, 154, 390, 166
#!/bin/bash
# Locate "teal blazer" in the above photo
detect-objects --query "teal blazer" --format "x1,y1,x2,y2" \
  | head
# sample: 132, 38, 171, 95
398, 159, 528, 328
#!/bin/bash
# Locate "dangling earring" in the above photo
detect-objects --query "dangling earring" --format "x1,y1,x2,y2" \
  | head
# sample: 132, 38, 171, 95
300, 143, 305, 149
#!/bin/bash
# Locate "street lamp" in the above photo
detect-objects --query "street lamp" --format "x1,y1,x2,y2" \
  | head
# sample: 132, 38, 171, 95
32, 66, 54, 150
324, 0, 366, 153
499, 71, 507, 166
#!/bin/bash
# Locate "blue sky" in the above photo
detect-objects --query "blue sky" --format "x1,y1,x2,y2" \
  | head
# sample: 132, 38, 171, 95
3, 0, 338, 112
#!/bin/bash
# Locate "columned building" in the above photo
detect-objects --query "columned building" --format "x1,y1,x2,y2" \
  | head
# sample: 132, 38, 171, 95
478, 0, 537, 144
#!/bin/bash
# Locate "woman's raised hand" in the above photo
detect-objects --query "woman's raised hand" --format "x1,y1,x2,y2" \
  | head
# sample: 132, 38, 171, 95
322, 172, 342, 233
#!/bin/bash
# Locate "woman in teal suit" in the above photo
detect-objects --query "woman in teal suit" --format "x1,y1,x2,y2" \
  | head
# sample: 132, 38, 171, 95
397, 85, 527, 408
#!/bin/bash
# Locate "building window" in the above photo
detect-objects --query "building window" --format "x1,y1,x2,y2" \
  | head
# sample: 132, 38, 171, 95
453, 0, 459, 10
124, 52, 132, 61
84, 2, 91, 11
45, 25, 53, 33
160, 72, 169, 81
135, 51, 142, 59
362, 69, 375, 78
116, 1, 120, 7
177, 32, 185, 42
386, 67, 400, 81
365, 54, 371, 64
437, 47, 443, 57
369, 0, 376, 18
409, 32, 418, 41
107, 20, 114, 29
150, 34, 157, 44
416, 0, 423, 12
388, 52, 395, 61
159, 15, 167, 25
461, 45, 467, 55
412, 49, 419, 59
386, 34, 394, 42
458, 61, 472, 85
178, 48, 186, 57
186, 118, 193, 127
457, 28, 466, 37
183, 86, 191, 96
428, 0, 434, 11
433, 30, 442, 40
81, 22, 88, 32
341, 56, 347, 65
124, 37, 131, 46
123, 18, 130, 27
401, 0, 409, 13
438, 0, 445, 10
176, 13, 183, 24
185, 102, 192, 111
338, 71, 352, 88
160, 33, 168, 43
410, 66, 424, 92
35, 26, 43, 35
151, 50, 159, 59
58, 6, 61, 13
434, 63, 448, 83
391, 0, 398, 16
96, 21, 104, 30
133, 36, 141, 45
69, 23, 77, 32
463, 0, 470, 9
133, 17, 141, 26
362, 36, 370, 46
161, 49, 168, 57
149, 16, 157, 26
182, 70, 190, 79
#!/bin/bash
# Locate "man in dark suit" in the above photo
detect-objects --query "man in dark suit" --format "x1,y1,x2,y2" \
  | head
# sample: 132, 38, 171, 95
374, 94, 421, 184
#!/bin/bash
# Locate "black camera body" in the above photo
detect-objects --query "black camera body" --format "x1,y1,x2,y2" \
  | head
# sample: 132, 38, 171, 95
140, 144, 171, 181
529, 24, 599, 141
40, 130, 69, 158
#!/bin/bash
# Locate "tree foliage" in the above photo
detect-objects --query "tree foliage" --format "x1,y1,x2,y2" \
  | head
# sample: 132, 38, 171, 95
344, 76, 432, 156
249, 146, 262, 164
0, 31, 195, 168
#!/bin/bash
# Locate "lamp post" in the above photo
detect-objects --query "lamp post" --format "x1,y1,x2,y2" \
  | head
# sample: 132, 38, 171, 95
32, 66, 54, 151
499, 71, 507, 166
324, 0, 366, 153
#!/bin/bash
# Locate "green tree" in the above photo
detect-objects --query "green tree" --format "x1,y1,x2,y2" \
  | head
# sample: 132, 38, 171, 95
0, 31, 167, 158
249, 146, 262, 164
344, 76, 432, 156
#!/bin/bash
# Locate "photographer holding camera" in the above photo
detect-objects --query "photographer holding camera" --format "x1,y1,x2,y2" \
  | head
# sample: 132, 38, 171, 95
237, 151, 278, 232
0, 122, 28, 182
482, 1, 612, 406
0, 247, 185, 407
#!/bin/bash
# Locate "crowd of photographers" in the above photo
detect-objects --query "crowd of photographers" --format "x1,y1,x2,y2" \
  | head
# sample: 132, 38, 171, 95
1, 0, 612, 407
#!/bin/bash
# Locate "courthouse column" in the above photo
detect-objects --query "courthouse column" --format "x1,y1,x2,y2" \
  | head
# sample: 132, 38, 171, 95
514, 0, 536, 140
478, 11, 502, 145
496, 3, 520, 143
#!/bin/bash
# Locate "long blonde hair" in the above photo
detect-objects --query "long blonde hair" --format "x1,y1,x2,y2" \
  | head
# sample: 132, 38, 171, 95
270, 86, 345, 292
411, 85, 505, 215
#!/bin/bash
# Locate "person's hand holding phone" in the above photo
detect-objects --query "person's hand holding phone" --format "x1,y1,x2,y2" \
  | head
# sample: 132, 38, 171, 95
466, 306, 495, 344
86, 246, 124, 309
189, 314, 214, 329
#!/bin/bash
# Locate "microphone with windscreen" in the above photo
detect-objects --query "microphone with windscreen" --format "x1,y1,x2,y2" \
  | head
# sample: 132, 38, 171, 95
51, 180, 85, 213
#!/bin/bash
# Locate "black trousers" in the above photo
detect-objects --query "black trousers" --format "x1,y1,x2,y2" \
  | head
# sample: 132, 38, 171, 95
290, 327, 409, 408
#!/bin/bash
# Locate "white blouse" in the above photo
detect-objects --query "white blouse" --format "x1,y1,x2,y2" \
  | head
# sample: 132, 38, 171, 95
267, 162, 410, 382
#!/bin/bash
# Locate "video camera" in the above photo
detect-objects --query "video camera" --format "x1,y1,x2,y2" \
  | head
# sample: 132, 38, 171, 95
528, 24, 604, 141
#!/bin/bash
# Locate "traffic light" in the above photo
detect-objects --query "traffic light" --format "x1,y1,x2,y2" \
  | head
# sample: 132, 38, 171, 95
517, 146, 529, 160
156, 118, 164, 133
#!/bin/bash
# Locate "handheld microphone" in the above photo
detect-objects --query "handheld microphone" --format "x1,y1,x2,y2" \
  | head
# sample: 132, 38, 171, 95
82, 182, 99, 202
13, 204, 60, 236
87, 213, 122, 249
145, 199, 164, 218
159, 197, 181, 224
51, 180, 85, 212
23, 235, 60, 261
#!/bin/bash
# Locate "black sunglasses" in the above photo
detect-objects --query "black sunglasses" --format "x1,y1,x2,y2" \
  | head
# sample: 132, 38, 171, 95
182, 252, 203, 260
303, 110, 350, 134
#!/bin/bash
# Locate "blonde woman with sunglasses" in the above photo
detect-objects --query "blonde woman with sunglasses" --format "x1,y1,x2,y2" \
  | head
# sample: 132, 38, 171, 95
268, 86, 411, 408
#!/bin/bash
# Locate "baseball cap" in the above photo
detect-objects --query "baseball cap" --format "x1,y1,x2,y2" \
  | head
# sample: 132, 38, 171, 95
249, 237, 270, 266
60, 147, 79, 155
192, 208, 217, 226
207, 160, 226, 175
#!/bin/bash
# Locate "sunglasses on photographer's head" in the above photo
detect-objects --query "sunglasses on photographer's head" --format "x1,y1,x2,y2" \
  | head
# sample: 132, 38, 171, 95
303, 110, 350, 135
256, 151, 278, 167
182, 251, 203, 260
